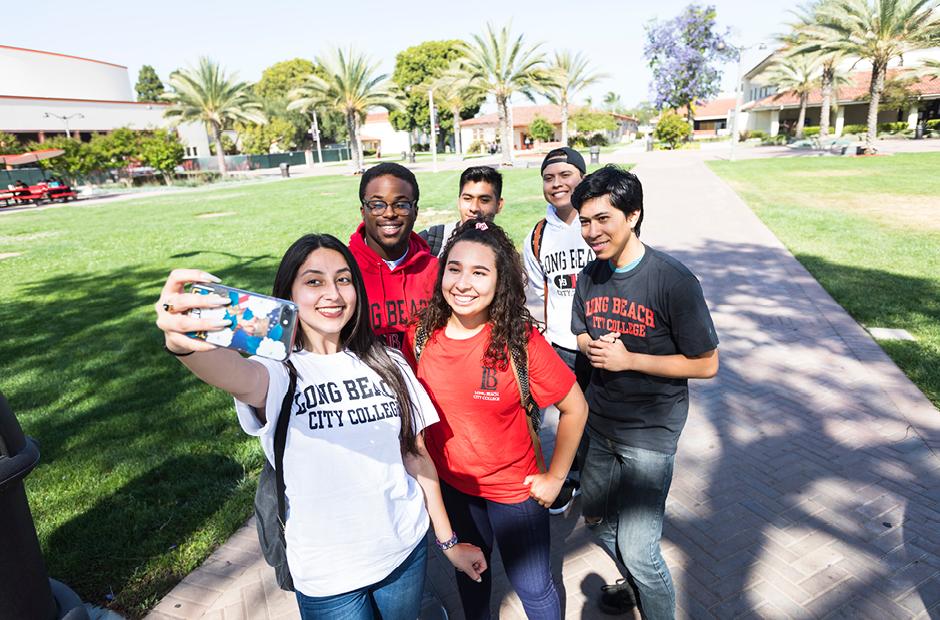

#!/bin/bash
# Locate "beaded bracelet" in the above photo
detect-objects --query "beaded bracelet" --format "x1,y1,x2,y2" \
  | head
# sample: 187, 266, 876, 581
436, 531, 459, 552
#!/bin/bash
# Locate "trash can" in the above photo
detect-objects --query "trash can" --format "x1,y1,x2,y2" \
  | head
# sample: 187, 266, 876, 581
646, 134, 654, 152
0, 392, 89, 620
915, 122, 924, 140
408, 151, 416, 164
589, 145, 600, 164
279, 163, 290, 178
401, 151, 408, 161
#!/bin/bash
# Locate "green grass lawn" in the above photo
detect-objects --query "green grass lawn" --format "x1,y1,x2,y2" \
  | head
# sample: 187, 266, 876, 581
0, 164, 615, 617
709, 152, 940, 409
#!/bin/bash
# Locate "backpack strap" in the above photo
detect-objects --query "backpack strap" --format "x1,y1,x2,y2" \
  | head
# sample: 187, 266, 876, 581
428, 224, 446, 256
274, 359, 298, 531
530, 218, 549, 322
413, 323, 429, 363
507, 344, 546, 474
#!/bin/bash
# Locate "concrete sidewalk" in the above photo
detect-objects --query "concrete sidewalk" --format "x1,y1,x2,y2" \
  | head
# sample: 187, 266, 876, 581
147, 153, 940, 619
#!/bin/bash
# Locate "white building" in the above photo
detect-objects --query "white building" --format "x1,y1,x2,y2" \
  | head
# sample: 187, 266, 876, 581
359, 111, 411, 155
735, 47, 940, 137
0, 45, 209, 156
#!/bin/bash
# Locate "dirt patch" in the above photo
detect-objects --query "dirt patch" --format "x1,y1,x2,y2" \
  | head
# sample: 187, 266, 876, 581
795, 191, 940, 232
196, 212, 235, 219
320, 192, 338, 196
0, 252, 22, 260
0, 231, 58, 243
786, 170, 864, 178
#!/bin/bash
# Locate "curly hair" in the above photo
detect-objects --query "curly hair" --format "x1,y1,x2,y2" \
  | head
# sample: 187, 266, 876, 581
416, 218, 536, 371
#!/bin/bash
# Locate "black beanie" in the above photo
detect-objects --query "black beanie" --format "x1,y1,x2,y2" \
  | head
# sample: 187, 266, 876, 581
540, 147, 586, 175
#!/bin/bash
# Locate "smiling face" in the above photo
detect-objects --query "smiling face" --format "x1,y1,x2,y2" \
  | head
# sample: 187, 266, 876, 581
360, 174, 418, 260
542, 161, 583, 213
457, 181, 503, 224
579, 195, 641, 266
291, 248, 357, 351
441, 240, 497, 328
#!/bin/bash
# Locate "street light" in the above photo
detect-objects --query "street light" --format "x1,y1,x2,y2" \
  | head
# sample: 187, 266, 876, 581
428, 87, 438, 173
309, 110, 324, 166
727, 43, 767, 162
43, 112, 84, 140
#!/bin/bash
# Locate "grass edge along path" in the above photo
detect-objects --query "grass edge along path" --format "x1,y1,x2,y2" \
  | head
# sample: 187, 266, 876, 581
0, 164, 621, 618
708, 152, 940, 411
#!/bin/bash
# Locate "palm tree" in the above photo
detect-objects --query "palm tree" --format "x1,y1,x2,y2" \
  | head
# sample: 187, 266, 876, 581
918, 58, 940, 80
427, 68, 477, 158
762, 54, 821, 139
287, 48, 398, 171
541, 51, 609, 144
457, 23, 550, 165
163, 58, 265, 175
793, 0, 940, 152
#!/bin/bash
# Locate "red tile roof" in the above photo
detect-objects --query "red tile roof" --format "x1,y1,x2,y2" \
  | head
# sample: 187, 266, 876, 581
364, 110, 389, 123
677, 97, 738, 120
461, 104, 636, 128
746, 69, 940, 110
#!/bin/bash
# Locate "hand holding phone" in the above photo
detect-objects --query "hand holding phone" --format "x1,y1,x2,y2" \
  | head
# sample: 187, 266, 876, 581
187, 283, 298, 361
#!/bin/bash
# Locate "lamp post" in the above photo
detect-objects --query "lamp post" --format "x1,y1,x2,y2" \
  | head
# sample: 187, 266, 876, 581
310, 110, 324, 166
728, 43, 766, 162
428, 88, 438, 172
43, 112, 84, 140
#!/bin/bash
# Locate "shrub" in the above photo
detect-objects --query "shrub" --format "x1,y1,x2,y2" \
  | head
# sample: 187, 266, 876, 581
635, 131, 646, 140
748, 130, 767, 140
466, 139, 485, 154
926, 119, 940, 130
842, 124, 868, 135
528, 116, 555, 143
587, 134, 609, 147
761, 134, 788, 146
878, 121, 909, 134
568, 135, 589, 148
654, 111, 692, 149
802, 127, 820, 137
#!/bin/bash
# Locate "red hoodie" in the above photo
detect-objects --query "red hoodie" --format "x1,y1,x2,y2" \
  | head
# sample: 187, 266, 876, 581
348, 223, 439, 351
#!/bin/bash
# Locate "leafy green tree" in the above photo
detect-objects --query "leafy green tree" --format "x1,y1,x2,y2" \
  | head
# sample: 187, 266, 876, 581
570, 109, 617, 134
654, 110, 691, 148
528, 116, 555, 142
89, 128, 140, 168
255, 58, 316, 101
762, 54, 821, 138
541, 50, 608, 143
163, 58, 266, 174
135, 65, 165, 102
237, 117, 297, 154
389, 41, 481, 146
139, 129, 184, 183
794, 0, 940, 152
26, 136, 103, 176
457, 23, 551, 165
288, 48, 398, 170
0, 131, 23, 155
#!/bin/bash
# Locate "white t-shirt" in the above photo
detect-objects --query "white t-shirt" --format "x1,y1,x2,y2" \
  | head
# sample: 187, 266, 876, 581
234, 348, 438, 597
523, 205, 595, 350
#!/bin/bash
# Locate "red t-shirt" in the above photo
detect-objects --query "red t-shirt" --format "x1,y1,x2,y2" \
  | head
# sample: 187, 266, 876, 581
405, 323, 575, 503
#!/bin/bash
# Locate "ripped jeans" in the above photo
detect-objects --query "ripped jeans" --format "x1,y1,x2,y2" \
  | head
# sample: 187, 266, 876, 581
580, 427, 676, 620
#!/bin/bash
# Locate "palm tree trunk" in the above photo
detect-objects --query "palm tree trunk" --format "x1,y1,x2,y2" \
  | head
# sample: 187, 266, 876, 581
211, 123, 227, 176
497, 95, 512, 166
561, 95, 569, 145
865, 60, 886, 154
796, 93, 808, 139
346, 112, 361, 170
820, 64, 833, 138
452, 107, 463, 159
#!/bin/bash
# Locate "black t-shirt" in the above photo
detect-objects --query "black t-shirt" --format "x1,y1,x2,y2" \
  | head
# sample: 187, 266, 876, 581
571, 246, 719, 454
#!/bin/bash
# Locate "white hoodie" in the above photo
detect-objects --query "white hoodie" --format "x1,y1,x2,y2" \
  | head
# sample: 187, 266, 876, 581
523, 205, 595, 350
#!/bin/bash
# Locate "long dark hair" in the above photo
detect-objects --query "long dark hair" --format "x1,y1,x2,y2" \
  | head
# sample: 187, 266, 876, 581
417, 219, 536, 371
272, 234, 420, 455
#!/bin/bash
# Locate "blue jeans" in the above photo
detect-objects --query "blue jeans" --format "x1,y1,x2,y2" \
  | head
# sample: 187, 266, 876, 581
295, 537, 427, 620
441, 481, 559, 620
581, 427, 676, 620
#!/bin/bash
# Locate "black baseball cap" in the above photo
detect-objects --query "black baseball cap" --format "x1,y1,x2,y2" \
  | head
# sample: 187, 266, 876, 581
540, 147, 586, 175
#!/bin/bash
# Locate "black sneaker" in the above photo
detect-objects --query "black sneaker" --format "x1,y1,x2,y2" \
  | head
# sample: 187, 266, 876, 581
548, 478, 581, 515
598, 579, 636, 615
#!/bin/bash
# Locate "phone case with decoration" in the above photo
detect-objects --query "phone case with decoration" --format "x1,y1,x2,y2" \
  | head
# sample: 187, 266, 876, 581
187, 283, 297, 361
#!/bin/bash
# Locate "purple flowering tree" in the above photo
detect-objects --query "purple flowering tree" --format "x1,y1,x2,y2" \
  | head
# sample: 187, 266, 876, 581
644, 4, 736, 121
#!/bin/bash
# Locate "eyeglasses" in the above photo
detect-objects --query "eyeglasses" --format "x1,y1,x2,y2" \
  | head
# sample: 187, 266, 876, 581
362, 200, 416, 216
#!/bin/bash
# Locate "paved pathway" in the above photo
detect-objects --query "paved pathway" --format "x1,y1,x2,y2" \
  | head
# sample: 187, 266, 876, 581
146, 152, 940, 619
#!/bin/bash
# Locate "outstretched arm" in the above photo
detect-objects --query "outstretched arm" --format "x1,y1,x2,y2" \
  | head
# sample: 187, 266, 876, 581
155, 269, 270, 413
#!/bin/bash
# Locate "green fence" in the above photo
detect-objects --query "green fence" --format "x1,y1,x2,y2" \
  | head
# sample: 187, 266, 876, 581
1, 168, 47, 187
181, 146, 351, 173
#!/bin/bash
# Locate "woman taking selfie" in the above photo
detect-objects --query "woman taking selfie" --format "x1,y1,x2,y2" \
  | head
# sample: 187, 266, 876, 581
405, 219, 588, 620
154, 233, 485, 620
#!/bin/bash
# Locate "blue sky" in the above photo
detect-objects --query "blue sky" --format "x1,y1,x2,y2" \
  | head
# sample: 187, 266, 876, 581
6, 0, 794, 107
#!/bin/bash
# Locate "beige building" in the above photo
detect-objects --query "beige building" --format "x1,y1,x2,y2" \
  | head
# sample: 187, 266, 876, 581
359, 111, 411, 155
735, 47, 940, 137
460, 104, 638, 151
0, 45, 209, 156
